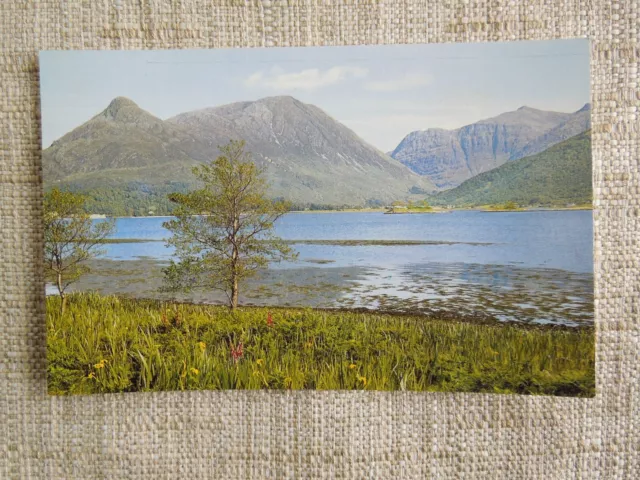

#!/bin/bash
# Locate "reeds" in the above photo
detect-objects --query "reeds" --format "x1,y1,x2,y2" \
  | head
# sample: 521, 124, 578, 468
46, 292, 595, 396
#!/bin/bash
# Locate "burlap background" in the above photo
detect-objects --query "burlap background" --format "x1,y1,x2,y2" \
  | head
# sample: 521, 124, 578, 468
1, 1, 638, 478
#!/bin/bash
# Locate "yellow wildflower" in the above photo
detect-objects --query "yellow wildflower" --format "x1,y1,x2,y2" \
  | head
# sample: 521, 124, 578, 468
93, 360, 106, 369
348, 364, 357, 370
358, 376, 367, 387
87, 372, 95, 379
256, 359, 264, 366
190, 367, 199, 375
198, 341, 206, 352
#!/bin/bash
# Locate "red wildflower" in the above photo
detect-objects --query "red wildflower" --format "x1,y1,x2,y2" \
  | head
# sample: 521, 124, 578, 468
267, 312, 273, 327
231, 342, 244, 362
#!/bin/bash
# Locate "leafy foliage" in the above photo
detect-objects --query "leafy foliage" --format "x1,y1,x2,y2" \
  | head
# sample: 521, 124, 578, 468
47, 181, 193, 217
47, 293, 595, 396
428, 131, 592, 207
163, 140, 296, 308
43, 189, 115, 310
44, 184, 382, 217
408, 199, 432, 210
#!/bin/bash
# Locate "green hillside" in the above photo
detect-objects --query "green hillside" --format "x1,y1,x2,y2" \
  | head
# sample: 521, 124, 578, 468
428, 131, 592, 207
43, 96, 434, 216
59, 181, 193, 217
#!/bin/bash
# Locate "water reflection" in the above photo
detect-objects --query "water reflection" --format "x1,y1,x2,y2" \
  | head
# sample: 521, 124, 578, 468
58, 210, 594, 326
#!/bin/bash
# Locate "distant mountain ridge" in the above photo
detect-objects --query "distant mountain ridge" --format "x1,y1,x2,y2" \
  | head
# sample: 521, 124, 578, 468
43, 96, 435, 214
167, 96, 435, 205
427, 130, 592, 207
390, 104, 591, 189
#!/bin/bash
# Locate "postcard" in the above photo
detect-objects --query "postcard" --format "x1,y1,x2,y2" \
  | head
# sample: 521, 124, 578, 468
41, 39, 594, 395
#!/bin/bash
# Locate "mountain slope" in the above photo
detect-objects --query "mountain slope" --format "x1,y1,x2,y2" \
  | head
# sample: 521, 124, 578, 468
43, 96, 434, 214
43, 97, 212, 187
167, 96, 435, 205
515, 103, 591, 159
427, 131, 592, 207
390, 104, 591, 189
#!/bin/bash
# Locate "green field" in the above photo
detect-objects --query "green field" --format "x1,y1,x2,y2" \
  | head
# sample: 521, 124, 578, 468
46, 293, 595, 396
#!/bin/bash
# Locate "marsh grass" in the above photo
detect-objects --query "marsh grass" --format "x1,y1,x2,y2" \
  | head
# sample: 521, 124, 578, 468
47, 292, 595, 396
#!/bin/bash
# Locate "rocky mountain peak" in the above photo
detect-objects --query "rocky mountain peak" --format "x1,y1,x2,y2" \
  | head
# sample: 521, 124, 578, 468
391, 105, 590, 188
100, 96, 147, 122
44, 94, 435, 207
259, 95, 298, 105
576, 103, 591, 113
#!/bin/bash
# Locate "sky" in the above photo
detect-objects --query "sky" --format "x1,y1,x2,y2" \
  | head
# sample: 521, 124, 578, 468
40, 39, 590, 152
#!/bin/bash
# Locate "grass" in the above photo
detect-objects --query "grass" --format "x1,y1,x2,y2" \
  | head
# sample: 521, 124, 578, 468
46, 292, 595, 396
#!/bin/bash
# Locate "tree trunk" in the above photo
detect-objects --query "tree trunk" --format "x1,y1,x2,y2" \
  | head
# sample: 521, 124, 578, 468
230, 214, 240, 310
57, 272, 66, 316
229, 247, 239, 309
231, 274, 238, 310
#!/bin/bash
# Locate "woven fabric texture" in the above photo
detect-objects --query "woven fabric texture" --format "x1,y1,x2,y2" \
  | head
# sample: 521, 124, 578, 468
1, 1, 638, 479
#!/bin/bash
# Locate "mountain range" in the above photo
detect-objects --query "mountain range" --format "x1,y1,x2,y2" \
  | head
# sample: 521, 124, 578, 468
43, 96, 434, 213
43, 96, 591, 215
390, 103, 591, 189
428, 130, 592, 207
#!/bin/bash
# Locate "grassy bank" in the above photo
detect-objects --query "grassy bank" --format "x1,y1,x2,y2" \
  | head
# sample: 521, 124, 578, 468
290, 207, 386, 214
480, 204, 593, 212
384, 208, 449, 215
47, 293, 595, 396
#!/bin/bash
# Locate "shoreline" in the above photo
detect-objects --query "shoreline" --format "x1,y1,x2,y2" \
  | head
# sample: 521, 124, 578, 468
384, 210, 450, 215
480, 207, 593, 213
52, 291, 593, 333
52, 257, 594, 328
93, 206, 593, 218
96, 238, 494, 245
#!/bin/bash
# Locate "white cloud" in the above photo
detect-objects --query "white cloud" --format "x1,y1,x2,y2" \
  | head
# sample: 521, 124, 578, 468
244, 66, 368, 91
364, 73, 434, 92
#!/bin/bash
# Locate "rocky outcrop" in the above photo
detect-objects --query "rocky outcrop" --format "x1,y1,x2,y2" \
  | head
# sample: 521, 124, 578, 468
390, 104, 591, 189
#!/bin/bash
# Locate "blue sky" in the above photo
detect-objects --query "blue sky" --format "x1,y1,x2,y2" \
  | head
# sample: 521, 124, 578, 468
40, 39, 589, 152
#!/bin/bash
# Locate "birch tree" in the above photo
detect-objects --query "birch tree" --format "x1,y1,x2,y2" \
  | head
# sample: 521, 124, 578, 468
44, 188, 115, 314
163, 140, 295, 309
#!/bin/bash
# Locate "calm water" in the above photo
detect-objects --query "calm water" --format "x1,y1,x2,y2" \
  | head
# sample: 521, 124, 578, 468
104, 210, 593, 274
80, 211, 594, 326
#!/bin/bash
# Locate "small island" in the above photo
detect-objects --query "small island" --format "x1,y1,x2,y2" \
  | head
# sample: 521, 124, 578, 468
384, 200, 450, 214
480, 201, 527, 212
